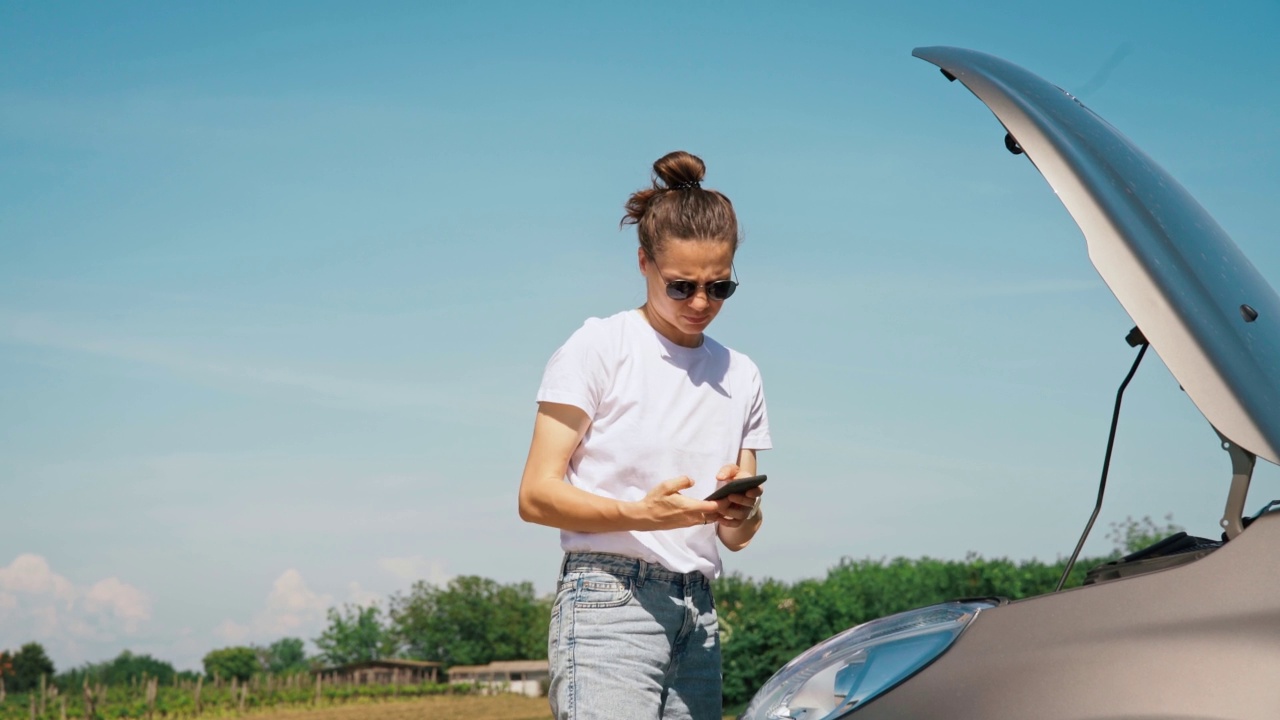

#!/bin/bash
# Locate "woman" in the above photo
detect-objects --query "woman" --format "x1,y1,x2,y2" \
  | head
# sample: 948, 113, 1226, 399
518, 150, 771, 720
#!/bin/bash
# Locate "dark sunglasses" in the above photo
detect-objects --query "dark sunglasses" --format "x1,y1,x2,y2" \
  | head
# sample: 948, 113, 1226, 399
652, 265, 739, 301
663, 277, 738, 301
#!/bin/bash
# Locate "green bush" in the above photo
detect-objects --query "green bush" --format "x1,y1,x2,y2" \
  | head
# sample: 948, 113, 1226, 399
714, 553, 1104, 706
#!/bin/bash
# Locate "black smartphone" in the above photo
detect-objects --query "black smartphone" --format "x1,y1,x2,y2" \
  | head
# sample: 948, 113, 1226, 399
704, 474, 767, 501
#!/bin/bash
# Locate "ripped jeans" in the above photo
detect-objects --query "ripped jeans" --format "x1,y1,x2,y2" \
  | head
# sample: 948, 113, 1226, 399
547, 552, 722, 720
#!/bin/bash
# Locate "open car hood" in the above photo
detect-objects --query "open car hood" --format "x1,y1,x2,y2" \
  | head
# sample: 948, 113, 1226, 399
913, 46, 1280, 465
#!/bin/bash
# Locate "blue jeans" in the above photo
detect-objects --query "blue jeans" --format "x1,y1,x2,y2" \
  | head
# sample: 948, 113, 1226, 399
548, 552, 722, 720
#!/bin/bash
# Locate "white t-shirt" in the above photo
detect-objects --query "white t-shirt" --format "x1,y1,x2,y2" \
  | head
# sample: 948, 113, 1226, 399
536, 309, 772, 579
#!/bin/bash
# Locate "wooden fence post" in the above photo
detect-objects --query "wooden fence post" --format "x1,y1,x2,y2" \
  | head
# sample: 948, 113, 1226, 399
146, 677, 157, 720
81, 680, 95, 720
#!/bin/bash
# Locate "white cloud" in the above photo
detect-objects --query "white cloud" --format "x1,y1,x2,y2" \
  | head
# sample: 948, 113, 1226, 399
213, 569, 332, 646
345, 581, 382, 608
84, 578, 153, 633
376, 556, 451, 587
262, 570, 330, 634
213, 619, 250, 645
0, 554, 76, 604
0, 554, 153, 663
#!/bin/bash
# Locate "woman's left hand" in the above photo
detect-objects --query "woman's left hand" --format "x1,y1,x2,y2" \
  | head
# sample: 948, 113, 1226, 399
708, 464, 763, 528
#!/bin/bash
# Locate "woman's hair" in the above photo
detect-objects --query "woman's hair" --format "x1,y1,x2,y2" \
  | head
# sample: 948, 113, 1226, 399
621, 151, 740, 258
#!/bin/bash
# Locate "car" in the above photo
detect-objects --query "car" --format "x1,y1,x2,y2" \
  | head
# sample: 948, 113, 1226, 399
739, 47, 1280, 720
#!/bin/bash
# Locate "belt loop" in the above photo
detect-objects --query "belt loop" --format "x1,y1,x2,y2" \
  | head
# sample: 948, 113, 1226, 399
559, 553, 569, 579
636, 558, 648, 589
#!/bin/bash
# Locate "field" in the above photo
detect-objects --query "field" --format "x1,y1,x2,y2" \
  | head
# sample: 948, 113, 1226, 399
239, 695, 738, 720
243, 695, 552, 720
0, 680, 741, 720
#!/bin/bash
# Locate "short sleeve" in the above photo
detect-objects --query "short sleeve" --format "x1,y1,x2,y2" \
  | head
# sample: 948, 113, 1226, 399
536, 319, 612, 419
742, 363, 772, 450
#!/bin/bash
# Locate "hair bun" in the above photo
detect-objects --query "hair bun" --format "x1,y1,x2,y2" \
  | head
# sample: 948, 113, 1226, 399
653, 151, 706, 190
621, 150, 738, 257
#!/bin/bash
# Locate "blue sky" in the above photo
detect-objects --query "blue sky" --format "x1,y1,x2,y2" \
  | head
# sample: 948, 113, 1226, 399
3, 2, 1278, 671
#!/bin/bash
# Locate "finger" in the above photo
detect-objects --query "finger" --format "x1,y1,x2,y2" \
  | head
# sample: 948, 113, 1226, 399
714, 500, 747, 520
656, 476, 695, 494
723, 494, 757, 509
716, 464, 740, 481
696, 500, 721, 514
678, 495, 720, 514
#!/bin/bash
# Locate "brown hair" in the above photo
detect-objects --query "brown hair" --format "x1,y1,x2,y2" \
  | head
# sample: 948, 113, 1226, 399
621, 151, 740, 258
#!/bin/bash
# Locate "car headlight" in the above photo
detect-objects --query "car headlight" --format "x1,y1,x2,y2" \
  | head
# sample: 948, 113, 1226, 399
741, 600, 994, 719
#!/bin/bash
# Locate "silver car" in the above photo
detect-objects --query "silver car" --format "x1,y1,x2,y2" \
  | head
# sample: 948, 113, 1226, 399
741, 47, 1280, 720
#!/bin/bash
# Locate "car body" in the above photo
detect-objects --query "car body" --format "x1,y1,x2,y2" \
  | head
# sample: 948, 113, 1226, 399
740, 47, 1280, 720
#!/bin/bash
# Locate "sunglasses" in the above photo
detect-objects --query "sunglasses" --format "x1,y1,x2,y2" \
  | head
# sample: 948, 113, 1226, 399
654, 267, 739, 301
663, 277, 738, 301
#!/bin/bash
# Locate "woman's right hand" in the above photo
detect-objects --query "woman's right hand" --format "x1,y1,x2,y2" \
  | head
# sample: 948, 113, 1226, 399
637, 476, 721, 530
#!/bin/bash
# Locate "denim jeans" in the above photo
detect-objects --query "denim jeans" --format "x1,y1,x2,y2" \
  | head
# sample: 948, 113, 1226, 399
548, 551, 722, 720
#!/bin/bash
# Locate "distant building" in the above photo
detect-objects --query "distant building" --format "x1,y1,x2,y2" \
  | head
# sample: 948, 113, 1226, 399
320, 659, 443, 685
447, 660, 550, 697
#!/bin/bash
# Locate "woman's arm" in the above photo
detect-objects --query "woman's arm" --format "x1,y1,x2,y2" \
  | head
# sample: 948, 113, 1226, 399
518, 401, 720, 532
715, 449, 765, 552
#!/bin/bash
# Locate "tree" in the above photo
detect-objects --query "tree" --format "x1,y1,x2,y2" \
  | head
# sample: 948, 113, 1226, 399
202, 647, 258, 682
1107, 514, 1185, 555
313, 604, 397, 666
57, 650, 178, 689
389, 576, 549, 667
258, 637, 309, 674
7, 643, 55, 693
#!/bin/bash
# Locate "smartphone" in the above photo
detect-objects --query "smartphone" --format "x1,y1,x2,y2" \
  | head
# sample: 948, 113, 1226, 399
704, 474, 767, 501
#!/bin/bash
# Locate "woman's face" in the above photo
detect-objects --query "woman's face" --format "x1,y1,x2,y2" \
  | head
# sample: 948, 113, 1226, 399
638, 238, 735, 348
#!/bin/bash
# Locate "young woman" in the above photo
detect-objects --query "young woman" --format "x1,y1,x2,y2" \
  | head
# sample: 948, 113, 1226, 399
518, 150, 771, 720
